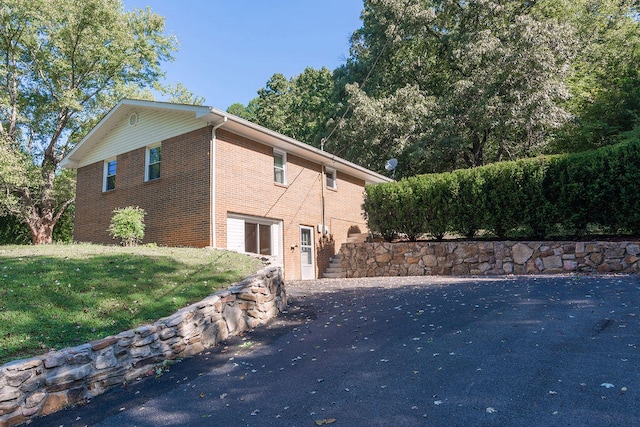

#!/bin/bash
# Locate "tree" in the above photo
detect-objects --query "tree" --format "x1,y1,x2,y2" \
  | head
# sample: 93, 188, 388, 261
232, 67, 336, 147
0, 0, 178, 244
328, 84, 436, 175
326, 0, 577, 175
226, 103, 253, 120
156, 82, 205, 106
552, 0, 640, 152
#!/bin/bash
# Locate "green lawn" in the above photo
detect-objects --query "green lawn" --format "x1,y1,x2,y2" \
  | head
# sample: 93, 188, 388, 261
0, 244, 263, 365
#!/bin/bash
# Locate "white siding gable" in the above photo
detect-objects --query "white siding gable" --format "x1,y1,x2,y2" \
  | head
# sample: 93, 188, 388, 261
75, 109, 207, 168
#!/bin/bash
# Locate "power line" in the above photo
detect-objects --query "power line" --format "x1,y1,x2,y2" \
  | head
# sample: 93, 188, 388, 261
324, 0, 413, 158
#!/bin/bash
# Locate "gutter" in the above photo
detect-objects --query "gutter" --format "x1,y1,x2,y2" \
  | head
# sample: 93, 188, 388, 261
204, 106, 391, 185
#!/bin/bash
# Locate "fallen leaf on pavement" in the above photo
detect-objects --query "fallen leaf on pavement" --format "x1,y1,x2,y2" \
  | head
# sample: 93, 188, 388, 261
315, 418, 336, 425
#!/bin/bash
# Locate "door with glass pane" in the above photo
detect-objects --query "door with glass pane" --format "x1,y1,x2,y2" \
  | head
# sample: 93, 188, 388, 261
300, 226, 315, 280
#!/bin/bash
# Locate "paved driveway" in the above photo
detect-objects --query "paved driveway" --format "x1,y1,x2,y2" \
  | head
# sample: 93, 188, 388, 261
34, 275, 640, 426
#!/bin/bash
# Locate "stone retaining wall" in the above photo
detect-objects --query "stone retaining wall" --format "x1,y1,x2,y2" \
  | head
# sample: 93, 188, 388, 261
0, 266, 285, 427
340, 241, 640, 277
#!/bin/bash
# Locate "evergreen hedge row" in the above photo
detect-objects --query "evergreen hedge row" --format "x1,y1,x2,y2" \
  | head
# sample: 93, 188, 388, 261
363, 139, 640, 241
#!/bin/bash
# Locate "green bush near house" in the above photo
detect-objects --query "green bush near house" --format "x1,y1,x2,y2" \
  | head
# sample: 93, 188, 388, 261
108, 206, 146, 246
363, 181, 403, 241
364, 136, 640, 241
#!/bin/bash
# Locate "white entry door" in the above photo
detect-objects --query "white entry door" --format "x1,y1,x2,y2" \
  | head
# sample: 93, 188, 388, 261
300, 226, 315, 280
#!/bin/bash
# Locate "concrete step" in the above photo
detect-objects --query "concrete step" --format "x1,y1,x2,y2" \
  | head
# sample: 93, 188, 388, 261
322, 256, 345, 278
322, 271, 346, 279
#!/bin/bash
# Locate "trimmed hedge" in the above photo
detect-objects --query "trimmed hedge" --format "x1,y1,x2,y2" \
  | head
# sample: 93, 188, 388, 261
363, 138, 640, 241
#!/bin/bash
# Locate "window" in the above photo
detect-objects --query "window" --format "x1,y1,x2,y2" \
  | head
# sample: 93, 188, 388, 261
244, 222, 272, 255
227, 215, 282, 259
273, 149, 286, 184
146, 145, 161, 181
325, 167, 337, 190
104, 159, 116, 192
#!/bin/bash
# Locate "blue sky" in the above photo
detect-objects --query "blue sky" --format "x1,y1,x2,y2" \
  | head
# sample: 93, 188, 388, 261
123, 1, 365, 110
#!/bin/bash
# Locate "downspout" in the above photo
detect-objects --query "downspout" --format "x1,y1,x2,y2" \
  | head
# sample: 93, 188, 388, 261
321, 164, 326, 238
210, 116, 227, 248
320, 139, 326, 238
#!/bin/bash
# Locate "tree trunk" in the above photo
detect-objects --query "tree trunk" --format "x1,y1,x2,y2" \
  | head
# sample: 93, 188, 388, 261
28, 219, 55, 244
24, 194, 56, 244
23, 159, 59, 244
466, 130, 486, 167
24, 197, 74, 244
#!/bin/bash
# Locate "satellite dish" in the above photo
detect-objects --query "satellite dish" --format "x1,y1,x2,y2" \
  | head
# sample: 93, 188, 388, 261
385, 158, 398, 171
384, 158, 398, 179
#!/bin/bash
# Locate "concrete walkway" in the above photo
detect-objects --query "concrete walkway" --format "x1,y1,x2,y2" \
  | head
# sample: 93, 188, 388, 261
33, 275, 640, 426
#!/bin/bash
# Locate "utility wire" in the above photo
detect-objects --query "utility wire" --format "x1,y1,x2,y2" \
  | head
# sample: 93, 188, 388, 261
323, 0, 413, 158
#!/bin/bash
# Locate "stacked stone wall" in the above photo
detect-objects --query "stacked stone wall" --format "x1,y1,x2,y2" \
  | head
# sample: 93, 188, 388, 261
340, 241, 640, 277
0, 266, 285, 427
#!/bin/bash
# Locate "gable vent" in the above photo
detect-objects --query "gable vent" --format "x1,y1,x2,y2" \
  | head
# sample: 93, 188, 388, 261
128, 113, 138, 126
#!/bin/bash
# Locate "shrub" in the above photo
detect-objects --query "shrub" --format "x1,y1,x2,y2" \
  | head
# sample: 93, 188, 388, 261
363, 182, 402, 241
108, 206, 146, 246
450, 168, 486, 238
613, 139, 640, 233
0, 214, 31, 245
416, 173, 456, 240
481, 161, 525, 238
395, 179, 424, 241
519, 157, 554, 238
362, 138, 640, 241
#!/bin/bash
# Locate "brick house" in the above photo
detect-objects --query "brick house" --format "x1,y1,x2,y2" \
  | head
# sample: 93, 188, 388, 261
61, 99, 390, 280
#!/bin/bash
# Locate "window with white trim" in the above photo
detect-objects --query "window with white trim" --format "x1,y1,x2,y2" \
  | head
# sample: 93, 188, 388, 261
325, 167, 337, 190
244, 222, 272, 255
103, 159, 116, 192
227, 214, 282, 258
273, 149, 286, 185
145, 145, 161, 181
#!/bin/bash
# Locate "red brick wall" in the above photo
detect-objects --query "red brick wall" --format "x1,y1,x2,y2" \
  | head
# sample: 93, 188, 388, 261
74, 125, 369, 279
74, 127, 212, 247
214, 129, 368, 279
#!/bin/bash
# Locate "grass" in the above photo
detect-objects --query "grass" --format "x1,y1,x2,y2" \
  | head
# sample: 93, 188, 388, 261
0, 244, 263, 365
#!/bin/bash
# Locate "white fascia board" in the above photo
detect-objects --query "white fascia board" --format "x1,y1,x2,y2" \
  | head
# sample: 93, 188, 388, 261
203, 106, 392, 185
62, 99, 392, 185
61, 99, 212, 169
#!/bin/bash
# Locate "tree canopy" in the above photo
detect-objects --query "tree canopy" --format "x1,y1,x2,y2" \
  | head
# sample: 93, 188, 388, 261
335, 0, 577, 173
0, 0, 179, 243
552, 0, 640, 152
233, 0, 640, 177
230, 67, 336, 147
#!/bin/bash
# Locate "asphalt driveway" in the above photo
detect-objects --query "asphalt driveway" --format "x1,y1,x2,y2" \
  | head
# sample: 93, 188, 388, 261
34, 275, 640, 426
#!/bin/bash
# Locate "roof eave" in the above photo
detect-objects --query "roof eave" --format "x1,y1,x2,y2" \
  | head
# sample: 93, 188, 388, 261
61, 100, 392, 184
202, 106, 391, 184
61, 99, 212, 169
